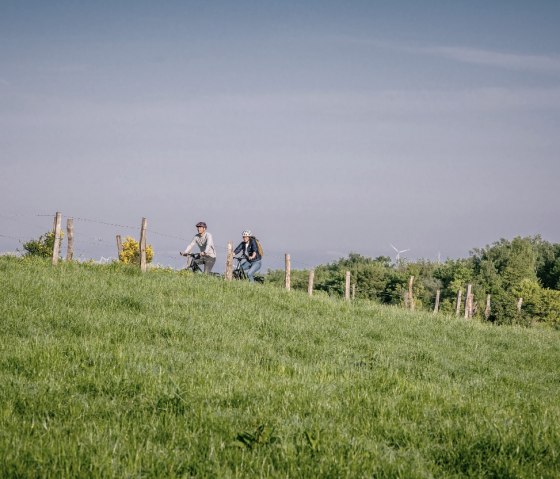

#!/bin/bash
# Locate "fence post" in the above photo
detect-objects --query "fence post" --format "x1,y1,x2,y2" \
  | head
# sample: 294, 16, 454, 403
345, 271, 351, 300
464, 284, 472, 319
139, 218, 147, 272
66, 217, 74, 261
485, 294, 491, 320
285, 254, 291, 291
455, 289, 462, 317
517, 297, 523, 313
52, 212, 62, 266
408, 276, 415, 310
308, 269, 314, 296
116, 235, 123, 260
225, 242, 233, 281
352, 283, 356, 300
433, 289, 440, 314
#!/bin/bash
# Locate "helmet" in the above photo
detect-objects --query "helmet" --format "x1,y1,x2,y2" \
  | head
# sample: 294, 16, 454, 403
196, 222, 207, 228
242, 230, 251, 237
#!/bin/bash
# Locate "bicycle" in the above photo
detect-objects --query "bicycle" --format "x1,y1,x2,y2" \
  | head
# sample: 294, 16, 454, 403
180, 252, 221, 277
232, 256, 264, 283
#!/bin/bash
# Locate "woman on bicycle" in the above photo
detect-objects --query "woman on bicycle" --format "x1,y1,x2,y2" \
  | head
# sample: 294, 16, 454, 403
180, 221, 216, 273
233, 230, 261, 282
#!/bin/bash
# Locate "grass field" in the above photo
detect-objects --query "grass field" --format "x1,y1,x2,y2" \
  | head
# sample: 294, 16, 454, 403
1, 256, 559, 478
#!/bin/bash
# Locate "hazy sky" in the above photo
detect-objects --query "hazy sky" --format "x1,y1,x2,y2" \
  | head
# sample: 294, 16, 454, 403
1, 1, 559, 271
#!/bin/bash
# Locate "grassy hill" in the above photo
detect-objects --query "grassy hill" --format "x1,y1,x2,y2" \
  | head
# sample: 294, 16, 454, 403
1, 256, 559, 478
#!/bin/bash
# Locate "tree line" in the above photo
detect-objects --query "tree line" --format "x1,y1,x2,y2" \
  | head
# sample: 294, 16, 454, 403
265, 236, 560, 328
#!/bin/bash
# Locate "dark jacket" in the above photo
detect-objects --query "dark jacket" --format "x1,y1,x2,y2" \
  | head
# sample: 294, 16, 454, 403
234, 237, 261, 262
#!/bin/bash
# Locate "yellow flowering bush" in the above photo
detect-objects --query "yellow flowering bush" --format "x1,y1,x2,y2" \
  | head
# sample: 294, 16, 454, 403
119, 236, 154, 264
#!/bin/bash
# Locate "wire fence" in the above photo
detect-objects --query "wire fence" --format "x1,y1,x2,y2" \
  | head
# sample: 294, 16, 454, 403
0, 211, 327, 271
0, 211, 491, 316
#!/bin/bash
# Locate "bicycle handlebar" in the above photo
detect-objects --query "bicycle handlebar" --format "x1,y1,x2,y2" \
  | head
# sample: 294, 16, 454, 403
180, 252, 201, 258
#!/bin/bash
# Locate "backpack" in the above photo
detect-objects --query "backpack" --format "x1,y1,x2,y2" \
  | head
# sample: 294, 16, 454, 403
251, 236, 264, 257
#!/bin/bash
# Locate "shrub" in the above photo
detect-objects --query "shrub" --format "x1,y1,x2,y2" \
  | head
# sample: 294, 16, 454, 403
514, 279, 560, 327
22, 231, 64, 258
119, 236, 154, 264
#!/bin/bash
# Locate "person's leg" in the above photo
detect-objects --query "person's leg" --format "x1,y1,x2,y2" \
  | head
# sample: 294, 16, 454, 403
185, 255, 193, 270
240, 259, 251, 271
203, 256, 216, 273
192, 257, 206, 272
246, 260, 262, 282
232, 259, 245, 279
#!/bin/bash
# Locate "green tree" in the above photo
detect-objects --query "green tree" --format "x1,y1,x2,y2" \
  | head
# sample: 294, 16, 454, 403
471, 237, 538, 324
533, 237, 560, 290
432, 258, 475, 313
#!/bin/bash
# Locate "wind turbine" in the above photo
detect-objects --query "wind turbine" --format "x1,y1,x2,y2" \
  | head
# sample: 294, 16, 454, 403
390, 244, 410, 263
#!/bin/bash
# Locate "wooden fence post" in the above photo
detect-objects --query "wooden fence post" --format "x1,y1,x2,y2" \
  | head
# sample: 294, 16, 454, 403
455, 289, 462, 317
66, 217, 74, 261
352, 283, 356, 300
116, 235, 123, 260
408, 276, 415, 310
464, 284, 472, 319
345, 271, 351, 300
485, 294, 491, 320
308, 269, 314, 297
139, 218, 147, 272
517, 297, 523, 313
52, 212, 62, 266
433, 289, 440, 314
285, 254, 291, 291
225, 242, 233, 281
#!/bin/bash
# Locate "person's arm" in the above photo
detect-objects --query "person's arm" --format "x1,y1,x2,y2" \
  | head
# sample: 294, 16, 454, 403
248, 238, 257, 260
233, 243, 243, 255
183, 236, 197, 255
203, 233, 216, 257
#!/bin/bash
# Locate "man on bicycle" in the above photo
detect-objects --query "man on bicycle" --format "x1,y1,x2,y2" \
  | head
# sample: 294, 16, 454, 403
180, 221, 216, 273
233, 230, 261, 282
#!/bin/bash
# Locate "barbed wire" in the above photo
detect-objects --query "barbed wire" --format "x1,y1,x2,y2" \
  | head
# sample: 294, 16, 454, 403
0, 233, 24, 242
69, 216, 137, 231
146, 230, 190, 242
0, 211, 337, 270
54, 214, 192, 243
0, 214, 55, 231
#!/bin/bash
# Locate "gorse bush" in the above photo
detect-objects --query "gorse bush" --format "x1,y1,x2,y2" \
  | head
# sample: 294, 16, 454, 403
118, 236, 154, 264
22, 231, 63, 258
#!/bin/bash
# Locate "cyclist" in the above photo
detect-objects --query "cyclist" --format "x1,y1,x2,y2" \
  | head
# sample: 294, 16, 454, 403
233, 230, 261, 282
180, 221, 216, 273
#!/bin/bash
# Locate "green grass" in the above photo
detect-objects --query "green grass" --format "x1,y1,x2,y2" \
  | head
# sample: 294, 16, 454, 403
1, 256, 559, 478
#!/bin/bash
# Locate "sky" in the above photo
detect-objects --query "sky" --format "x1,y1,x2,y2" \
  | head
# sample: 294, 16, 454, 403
1, 0, 559, 271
